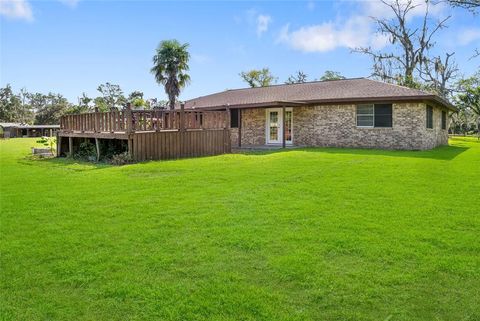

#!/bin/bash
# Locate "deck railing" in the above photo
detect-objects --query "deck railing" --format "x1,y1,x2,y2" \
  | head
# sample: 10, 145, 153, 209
60, 107, 229, 133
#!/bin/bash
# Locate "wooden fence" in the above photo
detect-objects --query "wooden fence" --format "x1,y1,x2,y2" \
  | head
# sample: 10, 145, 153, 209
132, 129, 230, 161
60, 108, 228, 133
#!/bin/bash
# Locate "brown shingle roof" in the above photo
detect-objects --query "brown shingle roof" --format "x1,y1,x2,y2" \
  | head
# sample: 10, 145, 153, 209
185, 78, 455, 110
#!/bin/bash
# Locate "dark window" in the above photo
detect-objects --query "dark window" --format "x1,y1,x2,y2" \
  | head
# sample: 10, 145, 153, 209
426, 106, 433, 129
374, 104, 393, 127
195, 113, 203, 126
230, 108, 239, 128
356, 104, 392, 128
441, 111, 447, 130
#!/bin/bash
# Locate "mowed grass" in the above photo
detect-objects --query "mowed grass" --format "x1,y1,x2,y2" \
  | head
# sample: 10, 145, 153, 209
0, 137, 479, 321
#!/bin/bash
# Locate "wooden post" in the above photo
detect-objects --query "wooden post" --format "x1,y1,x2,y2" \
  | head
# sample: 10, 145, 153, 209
68, 137, 73, 157
127, 138, 133, 157
180, 103, 186, 131
238, 108, 242, 148
226, 106, 231, 130
56, 135, 62, 157
225, 107, 231, 152
180, 103, 185, 157
95, 138, 100, 162
94, 107, 99, 133
126, 103, 133, 134
282, 106, 286, 148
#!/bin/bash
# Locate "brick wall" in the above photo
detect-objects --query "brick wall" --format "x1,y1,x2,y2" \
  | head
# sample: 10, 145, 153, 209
232, 102, 449, 150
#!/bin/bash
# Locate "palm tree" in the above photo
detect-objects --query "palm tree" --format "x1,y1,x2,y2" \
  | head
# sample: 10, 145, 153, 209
151, 40, 191, 110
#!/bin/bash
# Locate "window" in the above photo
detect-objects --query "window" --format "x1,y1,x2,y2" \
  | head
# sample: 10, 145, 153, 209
441, 110, 447, 130
374, 104, 393, 127
357, 104, 374, 127
356, 104, 392, 128
230, 108, 239, 128
284, 110, 292, 141
426, 106, 433, 129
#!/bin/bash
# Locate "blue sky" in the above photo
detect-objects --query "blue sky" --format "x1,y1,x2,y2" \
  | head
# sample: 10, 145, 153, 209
1, 0, 479, 103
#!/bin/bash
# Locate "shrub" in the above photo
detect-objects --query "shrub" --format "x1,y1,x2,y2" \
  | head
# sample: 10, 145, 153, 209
110, 152, 133, 166
75, 141, 97, 161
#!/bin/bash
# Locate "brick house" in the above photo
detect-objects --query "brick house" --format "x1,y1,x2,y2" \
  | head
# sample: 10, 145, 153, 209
185, 78, 455, 150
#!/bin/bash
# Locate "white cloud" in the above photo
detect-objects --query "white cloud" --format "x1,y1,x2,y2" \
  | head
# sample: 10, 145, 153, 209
277, 0, 449, 53
237, 9, 273, 37
458, 28, 480, 46
256, 14, 272, 37
278, 16, 375, 52
0, 0, 81, 21
0, 0, 33, 21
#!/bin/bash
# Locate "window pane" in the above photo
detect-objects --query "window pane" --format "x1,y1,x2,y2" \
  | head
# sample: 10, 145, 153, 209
374, 104, 392, 127
357, 115, 374, 127
285, 111, 292, 141
270, 127, 278, 140
441, 111, 446, 129
270, 111, 278, 124
230, 108, 239, 128
426, 106, 433, 128
375, 115, 392, 127
357, 104, 374, 115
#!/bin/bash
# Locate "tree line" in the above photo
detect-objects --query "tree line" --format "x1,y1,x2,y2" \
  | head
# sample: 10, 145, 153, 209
0, 83, 168, 125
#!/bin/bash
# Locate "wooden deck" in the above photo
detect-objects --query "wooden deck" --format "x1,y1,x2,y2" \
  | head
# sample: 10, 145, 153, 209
57, 105, 231, 161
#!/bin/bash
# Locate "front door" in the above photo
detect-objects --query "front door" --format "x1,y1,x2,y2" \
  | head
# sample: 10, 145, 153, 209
266, 108, 292, 145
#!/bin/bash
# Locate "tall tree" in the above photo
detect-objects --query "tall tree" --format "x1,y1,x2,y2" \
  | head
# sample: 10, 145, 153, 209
97, 82, 125, 110
68, 93, 92, 114
240, 68, 277, 87
34, 93, 70, 125
0, 85, 21, 122
354, 0, 450, 88
128, 91, 148, 109
454, 71, 480, 137
151, 40, 191, 110
319, 71, 346, 81
93, 97, 108, 112
19, 88, 34, 124
285, 71, 308, 84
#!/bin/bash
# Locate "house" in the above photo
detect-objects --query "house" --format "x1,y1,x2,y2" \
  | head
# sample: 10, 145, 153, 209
184, 78, 455, 150
0, 123, 60, 139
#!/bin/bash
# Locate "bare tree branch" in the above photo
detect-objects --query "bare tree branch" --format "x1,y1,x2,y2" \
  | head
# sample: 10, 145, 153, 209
353, 0, 451, 88
419, 52, 459, 97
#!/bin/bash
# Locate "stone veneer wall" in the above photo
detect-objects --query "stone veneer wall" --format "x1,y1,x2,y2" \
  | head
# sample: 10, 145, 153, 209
231, 102, 449, 150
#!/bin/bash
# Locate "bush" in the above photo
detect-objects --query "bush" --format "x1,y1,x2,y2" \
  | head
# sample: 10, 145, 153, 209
110, 152, 132, 166
75, 141, 97, 161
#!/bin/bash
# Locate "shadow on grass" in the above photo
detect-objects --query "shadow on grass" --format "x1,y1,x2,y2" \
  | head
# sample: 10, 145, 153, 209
17, 155, 113, 172
236, 144, 470, 161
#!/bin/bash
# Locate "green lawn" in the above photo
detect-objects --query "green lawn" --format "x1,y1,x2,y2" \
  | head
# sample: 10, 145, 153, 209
1, 137, 479, 321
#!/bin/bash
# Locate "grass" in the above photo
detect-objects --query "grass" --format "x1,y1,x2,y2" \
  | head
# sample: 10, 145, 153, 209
0, 137, 479, 321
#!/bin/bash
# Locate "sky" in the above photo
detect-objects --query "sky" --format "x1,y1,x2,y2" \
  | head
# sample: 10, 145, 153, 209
0, 0, 479, 103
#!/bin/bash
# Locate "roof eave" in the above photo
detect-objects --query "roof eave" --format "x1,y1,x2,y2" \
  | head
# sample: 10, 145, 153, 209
186, 95, 457, 111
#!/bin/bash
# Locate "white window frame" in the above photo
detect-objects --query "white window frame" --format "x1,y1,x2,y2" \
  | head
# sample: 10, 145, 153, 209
356, 104, 375, 128
356, 103, 393, 128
